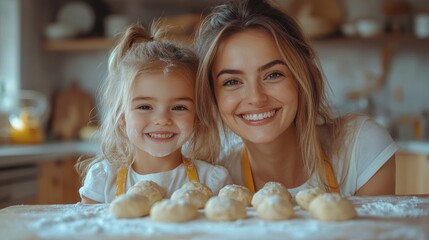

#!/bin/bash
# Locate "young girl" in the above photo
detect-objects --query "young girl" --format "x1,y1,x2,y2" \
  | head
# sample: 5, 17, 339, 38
77, 23, 231, 204
195, 0, 397, 196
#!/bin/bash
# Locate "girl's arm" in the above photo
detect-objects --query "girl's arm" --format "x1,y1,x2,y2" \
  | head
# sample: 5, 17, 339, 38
354, 155, 396, 196
81, 196, 101, 204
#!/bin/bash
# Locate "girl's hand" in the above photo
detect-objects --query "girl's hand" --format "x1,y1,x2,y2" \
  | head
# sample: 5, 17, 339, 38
81, 196, 100, 204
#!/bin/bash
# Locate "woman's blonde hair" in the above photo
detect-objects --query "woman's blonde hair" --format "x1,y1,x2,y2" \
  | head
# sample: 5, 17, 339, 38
76, 23, 211, 180
195, 0, 347, 191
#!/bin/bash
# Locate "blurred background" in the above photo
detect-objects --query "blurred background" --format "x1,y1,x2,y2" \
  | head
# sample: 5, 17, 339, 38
0, 0, 428, 207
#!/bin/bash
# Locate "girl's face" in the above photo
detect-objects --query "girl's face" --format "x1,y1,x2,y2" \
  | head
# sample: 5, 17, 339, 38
124, 69, 195, 157
211, 29, 298, 144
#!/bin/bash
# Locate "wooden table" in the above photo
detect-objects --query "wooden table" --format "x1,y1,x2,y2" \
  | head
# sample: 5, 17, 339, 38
0, 196, 428, 239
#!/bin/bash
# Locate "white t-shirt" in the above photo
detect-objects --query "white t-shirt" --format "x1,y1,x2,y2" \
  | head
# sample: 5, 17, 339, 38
218, 116, 398, 196
79, 160, 232, 203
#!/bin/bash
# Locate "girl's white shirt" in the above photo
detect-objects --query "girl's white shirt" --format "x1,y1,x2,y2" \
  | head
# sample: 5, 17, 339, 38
79, 159, 232, 203
218, 116, 398, 196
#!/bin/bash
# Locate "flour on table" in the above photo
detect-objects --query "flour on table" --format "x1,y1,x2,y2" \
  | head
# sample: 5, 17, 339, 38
12, 196, 428, 239
356, 196, 429, 217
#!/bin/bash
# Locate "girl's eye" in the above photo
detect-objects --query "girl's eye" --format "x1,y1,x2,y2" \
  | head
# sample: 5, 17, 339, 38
172, 105, 188, 111
266, 72, 283, 80
137, 105, 152, 110
222, 79, 240, 86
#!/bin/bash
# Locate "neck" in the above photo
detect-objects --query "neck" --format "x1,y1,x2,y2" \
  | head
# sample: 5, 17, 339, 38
132, 149, 183, 175
243, 127, 306, 190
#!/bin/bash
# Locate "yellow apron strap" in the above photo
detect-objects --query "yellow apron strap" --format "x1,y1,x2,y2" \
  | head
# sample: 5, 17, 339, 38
242, 148, 255, 194
322, 158, 340, 193
182, 157, 200, 182
241, 147, 339, 194
115, 165, 129, 197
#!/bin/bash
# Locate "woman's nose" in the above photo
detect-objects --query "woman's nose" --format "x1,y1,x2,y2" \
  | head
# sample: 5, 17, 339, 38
246, 83, 268, 106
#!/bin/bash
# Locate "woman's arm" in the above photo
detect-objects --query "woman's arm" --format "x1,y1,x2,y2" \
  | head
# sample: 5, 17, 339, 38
81, 196, 101, 204
355, 155, 396, 196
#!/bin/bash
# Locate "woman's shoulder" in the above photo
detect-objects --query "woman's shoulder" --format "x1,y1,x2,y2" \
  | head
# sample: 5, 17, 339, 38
343, 114, 393, 141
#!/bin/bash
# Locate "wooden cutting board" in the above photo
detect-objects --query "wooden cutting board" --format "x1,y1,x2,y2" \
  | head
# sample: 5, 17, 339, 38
50, 82, 96, 141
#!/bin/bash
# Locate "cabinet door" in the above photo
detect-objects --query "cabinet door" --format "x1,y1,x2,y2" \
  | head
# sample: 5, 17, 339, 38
396, 152, 429, 195
36, 157, 81, 204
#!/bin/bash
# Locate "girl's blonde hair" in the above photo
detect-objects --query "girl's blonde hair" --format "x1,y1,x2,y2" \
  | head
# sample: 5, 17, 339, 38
76, 23, 211, 180
195, 0, 348, 191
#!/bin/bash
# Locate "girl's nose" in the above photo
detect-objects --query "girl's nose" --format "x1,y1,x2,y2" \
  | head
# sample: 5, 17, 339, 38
154, 111, 173, 125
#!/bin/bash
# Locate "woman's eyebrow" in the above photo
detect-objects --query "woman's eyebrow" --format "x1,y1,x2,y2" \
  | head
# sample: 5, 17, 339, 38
216, 59, 286, 78
216, 69, 243, 78
257, 60, 286, 72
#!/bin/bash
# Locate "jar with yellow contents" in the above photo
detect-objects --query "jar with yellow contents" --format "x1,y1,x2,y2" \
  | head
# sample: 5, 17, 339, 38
8, 90, 48, 144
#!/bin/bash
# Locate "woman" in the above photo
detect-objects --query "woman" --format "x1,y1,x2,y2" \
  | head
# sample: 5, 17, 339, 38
195, 0, 397, 196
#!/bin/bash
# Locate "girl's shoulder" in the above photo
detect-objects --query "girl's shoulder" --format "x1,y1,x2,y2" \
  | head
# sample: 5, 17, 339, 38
87, 160, 121, 177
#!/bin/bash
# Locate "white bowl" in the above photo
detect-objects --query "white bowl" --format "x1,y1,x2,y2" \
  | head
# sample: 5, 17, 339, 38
355, 19, 383, 38
44, 22, 77, 40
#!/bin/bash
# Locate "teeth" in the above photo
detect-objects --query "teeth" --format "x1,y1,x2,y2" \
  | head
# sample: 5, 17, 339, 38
148, 133, 174, 139
242, 110, 276, 121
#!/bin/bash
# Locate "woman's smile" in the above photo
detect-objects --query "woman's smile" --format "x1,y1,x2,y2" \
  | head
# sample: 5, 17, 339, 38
239, 108, 280, 124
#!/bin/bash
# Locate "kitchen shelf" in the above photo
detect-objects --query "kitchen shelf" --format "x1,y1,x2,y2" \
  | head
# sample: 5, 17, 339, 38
313, 34, 429, 44
43, 34, 193, 52
43, 37, 118, 52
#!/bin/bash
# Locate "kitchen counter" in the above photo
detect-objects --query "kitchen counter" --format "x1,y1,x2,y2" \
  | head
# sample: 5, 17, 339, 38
0, 195, 428, 239
0, 141, 99, 167
397, 140, 429, 155
0, 140, 427, 168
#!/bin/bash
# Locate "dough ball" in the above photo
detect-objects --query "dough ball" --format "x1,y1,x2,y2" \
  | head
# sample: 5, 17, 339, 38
133, 180, 167, 198
181, 181, 213, 198
256, 195, 294, 221
309, 193, 357, 221
251, 183, 292, 208
171, 188, 209, 209
127, 185, 164, 205
218, 184, 252, 206
295, 187, 325, 210
110, 193, 151, 218
150, 199, 198, 222
205, 196, 247, 221
262, 181, 287, 190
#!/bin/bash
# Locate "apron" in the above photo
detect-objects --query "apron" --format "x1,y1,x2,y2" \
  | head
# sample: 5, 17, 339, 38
114, 157, 199, 197
242, 148, 340, 194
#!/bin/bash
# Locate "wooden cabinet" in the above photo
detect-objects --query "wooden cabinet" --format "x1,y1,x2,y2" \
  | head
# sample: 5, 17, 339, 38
36, 157, 81, 204
396, 152, 429, 195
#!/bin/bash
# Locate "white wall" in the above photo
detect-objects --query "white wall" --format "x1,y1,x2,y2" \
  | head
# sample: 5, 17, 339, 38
0, 0, 20, 95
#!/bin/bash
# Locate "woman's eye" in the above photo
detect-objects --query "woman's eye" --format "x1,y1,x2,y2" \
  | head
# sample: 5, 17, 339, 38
223, 79, 240, 86
172, 105, 188, 111
137, 105, 152, 110
266, 72, 283, 80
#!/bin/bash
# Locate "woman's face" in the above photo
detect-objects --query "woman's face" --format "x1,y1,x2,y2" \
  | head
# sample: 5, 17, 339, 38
124, 69, 195, 158
211, 29, 298, 144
